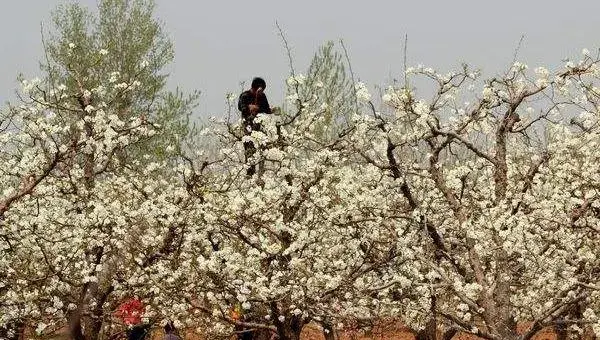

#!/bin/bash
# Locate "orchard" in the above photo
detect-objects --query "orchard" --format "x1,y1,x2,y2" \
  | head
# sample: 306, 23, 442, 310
1, 1, 599, 340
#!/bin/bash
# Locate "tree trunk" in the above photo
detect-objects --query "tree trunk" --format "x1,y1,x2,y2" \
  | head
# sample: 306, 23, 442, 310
252, 328, 274, 340
441, 328, 458, 340
274, 315, 304, 340
82, 285, 114, 340
322, 322, 336, 340
415, 294, 438, 340
555, 323, 568, 340
575, 303, 598, 340
67, 310, 86, 340
83, 317, 103, 340
496, 318, 518, 340
414, 323, 437, 340
0, 320, 24, 340
414, 318, 437, 340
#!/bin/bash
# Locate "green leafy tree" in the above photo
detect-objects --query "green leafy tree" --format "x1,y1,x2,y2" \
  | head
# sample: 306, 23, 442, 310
40, 0, 198, 163
298, 41, 356, 140
0, 1, 198, 339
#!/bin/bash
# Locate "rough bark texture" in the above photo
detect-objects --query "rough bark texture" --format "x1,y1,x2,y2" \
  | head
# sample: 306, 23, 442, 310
441, 328, 458, 340
0, 321, 24, 340
322, 322, 336, 340
555, 324, 568, 340
274, 315, 304, 340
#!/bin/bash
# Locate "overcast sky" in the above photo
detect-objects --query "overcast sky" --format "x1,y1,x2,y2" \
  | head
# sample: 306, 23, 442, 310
2, 1, 600, 118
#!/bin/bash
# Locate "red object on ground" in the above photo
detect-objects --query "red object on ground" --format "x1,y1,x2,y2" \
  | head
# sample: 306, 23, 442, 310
115, 298, 145, 325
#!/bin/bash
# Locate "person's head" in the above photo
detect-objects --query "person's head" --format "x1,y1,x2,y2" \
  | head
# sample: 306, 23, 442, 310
250, 77, 266, 93
164, 321, 175, 334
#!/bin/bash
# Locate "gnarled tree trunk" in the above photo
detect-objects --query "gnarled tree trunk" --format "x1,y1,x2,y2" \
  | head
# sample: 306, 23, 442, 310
322, 322, 336, 340
0, 321, 24, 340
274, 315, 304, 340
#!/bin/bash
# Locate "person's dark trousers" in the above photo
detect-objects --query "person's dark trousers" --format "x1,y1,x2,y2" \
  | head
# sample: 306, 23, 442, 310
244, 141, 256, 176
127, 324, 150, 340
243, 120, 259, 176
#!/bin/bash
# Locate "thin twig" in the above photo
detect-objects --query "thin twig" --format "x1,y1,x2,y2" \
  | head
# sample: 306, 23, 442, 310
510, 34, 526, 67
403, 33, 409, 89
275, 21, 295, 77
340, 39, 358, 115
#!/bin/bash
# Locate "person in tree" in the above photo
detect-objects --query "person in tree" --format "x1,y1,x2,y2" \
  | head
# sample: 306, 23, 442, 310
238, 77, 272, 176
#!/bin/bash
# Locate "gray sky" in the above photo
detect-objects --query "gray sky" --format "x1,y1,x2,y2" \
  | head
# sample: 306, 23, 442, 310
2, 0, 600, 118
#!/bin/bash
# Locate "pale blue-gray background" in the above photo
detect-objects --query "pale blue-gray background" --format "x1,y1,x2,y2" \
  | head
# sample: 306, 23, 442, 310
2, 1, 599, 117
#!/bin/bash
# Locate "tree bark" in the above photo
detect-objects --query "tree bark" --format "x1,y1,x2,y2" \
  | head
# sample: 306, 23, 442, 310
441, 328, 458, 340
554, 323, 568, 340
274, 315, 304, 340
415, 291, 438, 340
0, 321, 24, 340
82, 288, 113, 340
67, 309, 86, 340
414, 319, 437, 340
322, 322, 336, 340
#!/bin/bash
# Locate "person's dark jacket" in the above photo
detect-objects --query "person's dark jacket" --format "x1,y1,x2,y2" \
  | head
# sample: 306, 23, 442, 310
238, 90, 271, 123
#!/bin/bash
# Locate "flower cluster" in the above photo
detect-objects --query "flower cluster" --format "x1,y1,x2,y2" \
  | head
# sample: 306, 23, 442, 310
2, 51, 600, 340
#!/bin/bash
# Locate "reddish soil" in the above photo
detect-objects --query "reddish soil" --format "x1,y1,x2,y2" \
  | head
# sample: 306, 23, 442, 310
298, 321, 558, 340
149, 321, 562, 340
46, 320, 596, 340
